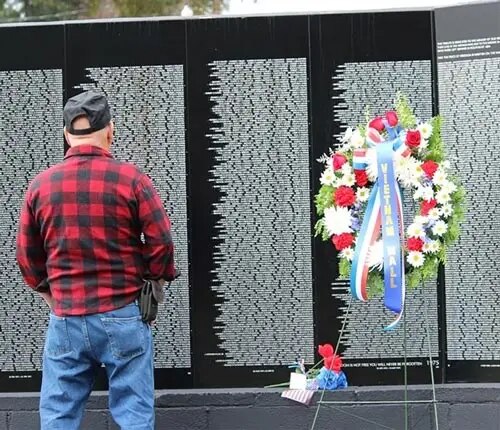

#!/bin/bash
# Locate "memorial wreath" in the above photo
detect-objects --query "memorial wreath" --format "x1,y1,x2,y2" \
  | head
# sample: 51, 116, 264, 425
314, 94, 465, 329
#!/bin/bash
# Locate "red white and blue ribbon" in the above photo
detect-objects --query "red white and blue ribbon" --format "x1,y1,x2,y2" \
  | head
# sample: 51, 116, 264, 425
350, 123, 409, 330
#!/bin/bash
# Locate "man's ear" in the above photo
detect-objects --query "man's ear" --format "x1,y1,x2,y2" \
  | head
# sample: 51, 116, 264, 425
107, 122, 114, 143
63, 127, 70, 146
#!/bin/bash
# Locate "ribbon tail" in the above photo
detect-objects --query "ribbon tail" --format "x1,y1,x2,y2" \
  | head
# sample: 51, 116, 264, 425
384, 304, 404, 331
384, 184, 406, 331
350, 185, 380, 302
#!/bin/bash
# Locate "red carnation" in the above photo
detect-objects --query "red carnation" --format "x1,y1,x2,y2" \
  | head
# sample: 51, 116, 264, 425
369, 116, 385, 132
386, 111, 399, 127
407, 237, 424, 252
334, 186, 356, 207
324, 355, 343, 372
420, 199, 437, 216
421, 160, 439, 179
318, 344, 334, 358
406, 130, 422, 148
332, 233, 354, 251
332, 153, 347, 171
354, 169, 368, 187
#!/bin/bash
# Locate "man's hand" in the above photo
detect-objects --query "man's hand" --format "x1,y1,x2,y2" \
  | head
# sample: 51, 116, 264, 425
39, 291, 54, 310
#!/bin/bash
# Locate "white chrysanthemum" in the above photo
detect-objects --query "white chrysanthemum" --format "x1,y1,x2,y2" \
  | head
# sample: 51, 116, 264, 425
442, 160, 451, 170
332, 177, 342, 188
417, 139, 429, 153
340, 172, 356, 187
422, 242, 433, 253
367, 240, 384, 270
365, 148, 378, 182
410, 159, 424, 180
320, 167, 336, 186
341, 162, 353, 175
356, 187, 370, 203
407, 251, 425, 267
432, 169, 448, 186
423, 240, 440, 254
432, 220, 448, 236
440, 204, 453, 218
422, 186, 434, 200
350, 129, 365, 149
417, 122, 433, 139
428, 207, 440, 220
435, 189, 451, 204
414, 215, 429, 225
324, 206, 352, 236
340, 247, 355, 261
414, 186, 434, 201
341, 127, 353, 143
413, 186, 425, 201
394, 153, 408, 175
407, 223, 425, 238
429, 240, 440, 253
441, 180, 457, 194
395, 155, 421, 188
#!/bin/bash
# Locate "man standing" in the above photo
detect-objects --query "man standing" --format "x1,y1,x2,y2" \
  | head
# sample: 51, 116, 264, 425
16, 90, 175, 430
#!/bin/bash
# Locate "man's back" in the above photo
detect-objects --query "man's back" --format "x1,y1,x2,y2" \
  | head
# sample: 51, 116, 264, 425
17, 144, 175, 316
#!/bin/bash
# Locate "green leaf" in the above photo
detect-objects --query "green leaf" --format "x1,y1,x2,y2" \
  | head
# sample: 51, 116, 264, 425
421, 256, 439, 280
314, 219, 325, 238
367, 271, 384, 298
437, 242, 447, 264
406, 270, 421, 290
443, 184, 466, 245
338, 258, 351, 279
314, 219, 331, 241
426, 116, 444, 162
395, 93, 416, 128
314, 185, 334, 217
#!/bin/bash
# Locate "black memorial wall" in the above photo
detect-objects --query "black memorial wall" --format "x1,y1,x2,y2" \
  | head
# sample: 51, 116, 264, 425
0, 2, 498, 392
434, 1, 500, 384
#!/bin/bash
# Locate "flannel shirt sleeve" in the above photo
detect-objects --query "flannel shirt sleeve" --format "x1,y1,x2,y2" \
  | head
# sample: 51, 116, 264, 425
16, 189, 48, 291
135, 173, 176, 281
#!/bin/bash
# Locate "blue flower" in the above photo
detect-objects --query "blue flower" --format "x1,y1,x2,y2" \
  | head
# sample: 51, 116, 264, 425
316, 367, 348, 390
351, 217, 361, 231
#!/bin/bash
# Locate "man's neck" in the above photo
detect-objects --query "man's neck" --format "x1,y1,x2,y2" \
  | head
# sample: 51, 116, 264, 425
70, 141, 109, 151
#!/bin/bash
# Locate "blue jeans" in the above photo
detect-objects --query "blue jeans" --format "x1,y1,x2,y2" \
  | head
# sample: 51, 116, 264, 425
40, 302, 154, 430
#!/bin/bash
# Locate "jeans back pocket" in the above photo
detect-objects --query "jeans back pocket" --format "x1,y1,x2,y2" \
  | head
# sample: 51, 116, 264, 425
45, 314, 72, 357
101, 315, 146, 360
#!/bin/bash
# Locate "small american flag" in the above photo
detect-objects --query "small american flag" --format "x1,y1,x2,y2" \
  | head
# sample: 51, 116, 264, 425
281, 389, 315, 406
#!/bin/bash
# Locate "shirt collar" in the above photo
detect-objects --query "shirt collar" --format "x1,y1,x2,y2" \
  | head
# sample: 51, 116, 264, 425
64, 144, 113, 160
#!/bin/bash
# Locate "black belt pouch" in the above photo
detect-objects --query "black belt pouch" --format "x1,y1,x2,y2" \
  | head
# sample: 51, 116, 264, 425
138, 280, 158, 323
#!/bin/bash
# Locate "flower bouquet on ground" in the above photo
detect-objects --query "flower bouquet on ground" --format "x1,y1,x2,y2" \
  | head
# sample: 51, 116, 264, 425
315, 344, 348, 390
280, 344, 347, 405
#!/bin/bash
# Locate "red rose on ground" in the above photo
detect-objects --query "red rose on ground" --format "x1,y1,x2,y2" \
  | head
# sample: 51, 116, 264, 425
407, 237, 424, 252
421, 160, 439, 179
406, 130, 422, 148
354, 169, 368, 187
334, 186, 356, 207
420, 199, 437, 216
324, 355, 343, 372
332, 153, 347, 171
369, 116, 385, 132
386, 111, 399, 127
318, 344, 334, 358
331, 233, 354, 251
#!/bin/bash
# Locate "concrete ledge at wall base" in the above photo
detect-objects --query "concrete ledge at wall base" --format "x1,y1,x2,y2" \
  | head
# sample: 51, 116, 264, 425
1, 384, 500, 430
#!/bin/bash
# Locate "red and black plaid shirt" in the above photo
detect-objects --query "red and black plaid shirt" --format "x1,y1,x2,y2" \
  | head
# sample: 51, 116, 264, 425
16, 144, 175, 316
